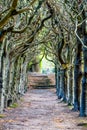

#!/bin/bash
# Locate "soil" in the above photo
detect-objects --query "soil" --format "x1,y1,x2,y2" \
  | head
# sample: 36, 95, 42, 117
0, 88, 87, 130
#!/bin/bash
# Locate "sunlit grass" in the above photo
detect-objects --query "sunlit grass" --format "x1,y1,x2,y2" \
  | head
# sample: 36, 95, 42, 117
20, 98, 24, 102
9, 103, 19, 108
68, 104, 73, 110
0, 114, 6, 118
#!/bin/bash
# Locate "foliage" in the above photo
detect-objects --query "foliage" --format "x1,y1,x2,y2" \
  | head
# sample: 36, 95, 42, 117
0, 0, 87, 117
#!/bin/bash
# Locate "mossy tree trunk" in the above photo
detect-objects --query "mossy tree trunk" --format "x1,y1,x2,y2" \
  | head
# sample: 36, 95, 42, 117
80, 10, 87, 116
74, 27, 82, 111
0, 42, 3, 111
80, 38, 87, 116
55, 64, 60, 97
67, 67, 73, 105
14, 57, 21, 99
19, 56, 28, 95
0, 38, 8, 113
59, 69, 67, 101
8, 60, 16, 105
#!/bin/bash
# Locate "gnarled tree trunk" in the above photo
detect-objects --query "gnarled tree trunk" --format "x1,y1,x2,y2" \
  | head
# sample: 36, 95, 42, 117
74, 27, 82, 111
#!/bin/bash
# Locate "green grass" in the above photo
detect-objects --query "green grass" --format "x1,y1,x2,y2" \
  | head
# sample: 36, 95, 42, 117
68, 104, 73, 109
0, 114, 6, 118
9, 103, 19, 108
20, 98, 24, 102
77, 123, 87, 127
83, 123, 87, 127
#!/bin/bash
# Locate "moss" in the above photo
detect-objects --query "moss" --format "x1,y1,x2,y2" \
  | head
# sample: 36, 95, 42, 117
9, 103, 19, 108
83, 123, 87, 127
20, 98, 24, 102
0, 114, 6, 118
77, 123, 87, 127
68, 104, 73, 109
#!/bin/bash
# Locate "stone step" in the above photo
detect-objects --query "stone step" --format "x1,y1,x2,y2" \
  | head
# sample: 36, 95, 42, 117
28, 72, 55, 89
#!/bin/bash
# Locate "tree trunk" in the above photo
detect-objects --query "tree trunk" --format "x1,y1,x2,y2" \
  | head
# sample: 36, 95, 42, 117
59, 69, 66, 101
0, 38, 7, 113
3, 55, 10, 108
8, 61, 16, 105
80, 37, 87, 116
55, 65, 60, 97
74, 27, 82, 111
57, 68, 60, 98
19, 57, 28, 95
67, 67, 73, 105
13, 58, 21, 100
79, 9, 87, 116
0, 43, 3, 111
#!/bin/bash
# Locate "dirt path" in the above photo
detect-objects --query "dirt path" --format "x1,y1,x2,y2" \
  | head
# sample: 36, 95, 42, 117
0, 88, 87, 130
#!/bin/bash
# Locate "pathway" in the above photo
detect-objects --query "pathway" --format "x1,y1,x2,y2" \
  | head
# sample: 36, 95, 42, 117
0, 88, 87, 130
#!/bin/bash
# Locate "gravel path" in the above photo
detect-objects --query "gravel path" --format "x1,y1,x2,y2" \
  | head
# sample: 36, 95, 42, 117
0, 88, 87, 130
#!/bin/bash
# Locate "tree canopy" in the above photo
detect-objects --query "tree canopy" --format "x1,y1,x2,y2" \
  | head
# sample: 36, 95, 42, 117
0, 0, 87, 117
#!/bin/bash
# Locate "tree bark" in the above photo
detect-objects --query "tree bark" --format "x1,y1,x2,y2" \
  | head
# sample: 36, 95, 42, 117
80, 37, 87, 116
59, 69, 66, 101
67, 67, 73, 105
0, 38, 7, 113
74, 27, 82, 111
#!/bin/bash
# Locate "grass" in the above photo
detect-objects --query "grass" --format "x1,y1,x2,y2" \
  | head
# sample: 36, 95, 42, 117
77, 123, 87, 127
83, 123, 87, 127
9, 103, 19, 108
20, 98, 24, 102
0, 114, 6, 118
68, 105, 73, 110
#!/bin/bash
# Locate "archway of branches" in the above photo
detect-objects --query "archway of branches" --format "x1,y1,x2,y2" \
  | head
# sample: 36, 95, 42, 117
0, 0, 87, 117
